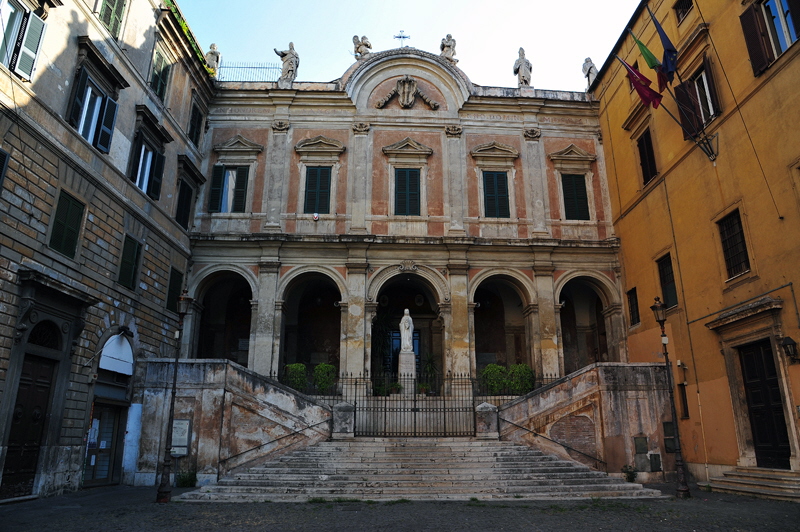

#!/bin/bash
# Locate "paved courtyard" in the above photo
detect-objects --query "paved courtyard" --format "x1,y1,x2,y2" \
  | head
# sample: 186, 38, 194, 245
0, 483, 796, 531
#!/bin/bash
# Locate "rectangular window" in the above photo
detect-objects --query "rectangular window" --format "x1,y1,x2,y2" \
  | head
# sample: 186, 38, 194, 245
627, 288, 641, 326
130, 135, 165, 200
718, 210, 751, 279
0, 1, 46, 80
69, 68, 118, 154
657, 254, 679, 308
117, 235, 141, 290
150, 48, 170, 101
174, 178, 194, 229
303, 166, 331, 214
663, 421, 676, 453
675, 58, 720, 137
561, 173, 590, 220
678, 382, 690, 418
637, 128, 658, 185
394, 168, 420, 216
673, 0, 693, 23
99, 0, 126, 39
209, 165, 249, 213
187, 103, 204, 147
166, 267, 184, 313
740, 0, 799, 75
49, 191, 85, 258
482, 171, 510, 218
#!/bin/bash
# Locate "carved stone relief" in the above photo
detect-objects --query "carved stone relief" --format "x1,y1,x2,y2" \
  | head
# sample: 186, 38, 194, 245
352, 122, 371, 134
523, 128, 541, 140
444, 125, 463, 137
376, 75, 439, 110
272, 120, 290, 132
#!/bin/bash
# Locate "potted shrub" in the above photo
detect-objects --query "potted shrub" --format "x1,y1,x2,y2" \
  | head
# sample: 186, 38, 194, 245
284, 363, 307, 392
480, 363, 508, 395
507, 364, 535, 395
313, 363, 337, 394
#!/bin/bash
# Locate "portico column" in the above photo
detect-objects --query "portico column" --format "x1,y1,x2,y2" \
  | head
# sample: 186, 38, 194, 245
602, 303, 626, 362
181, 299, 203, 360
446, 263, 471, 376
533, 258, 560, 378
270, 300, 286, 376
522, 303, 539, 373
337, 301, 349, 374
467, 302, 479, 376
343, 262, 369, 376
254, 261, 281, 376
364, 302, 378, 376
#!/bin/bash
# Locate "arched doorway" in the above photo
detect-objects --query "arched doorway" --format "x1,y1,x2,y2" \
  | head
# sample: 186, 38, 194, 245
197, 272, 252, 367
371, 275, 441, 377
559, 278, 610, 374
473, 277, 527, 373
281, 274, 341, 373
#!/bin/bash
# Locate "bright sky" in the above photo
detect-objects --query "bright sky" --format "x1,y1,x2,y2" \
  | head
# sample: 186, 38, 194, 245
177, 0, 640, 92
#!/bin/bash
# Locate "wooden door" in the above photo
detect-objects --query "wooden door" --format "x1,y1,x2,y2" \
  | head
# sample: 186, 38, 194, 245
83, 404, 122, 486
739, 340, 791, 469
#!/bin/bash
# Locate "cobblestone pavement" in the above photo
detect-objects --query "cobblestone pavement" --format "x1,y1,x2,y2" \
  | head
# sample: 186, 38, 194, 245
0, 483, 796, 531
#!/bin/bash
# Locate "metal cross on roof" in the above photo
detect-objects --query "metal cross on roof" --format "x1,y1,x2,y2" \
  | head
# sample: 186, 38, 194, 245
393, 30, 411, 47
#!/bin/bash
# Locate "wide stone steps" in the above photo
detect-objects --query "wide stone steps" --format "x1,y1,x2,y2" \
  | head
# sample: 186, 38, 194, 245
178, 438, 663, 502
708, 467, 800, 502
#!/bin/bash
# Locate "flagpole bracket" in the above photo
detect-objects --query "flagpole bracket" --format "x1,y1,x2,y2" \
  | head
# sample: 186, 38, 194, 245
695, 133, 718, 162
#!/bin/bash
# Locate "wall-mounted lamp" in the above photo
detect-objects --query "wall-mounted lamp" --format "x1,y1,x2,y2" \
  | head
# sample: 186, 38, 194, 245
781, 336, 798, 363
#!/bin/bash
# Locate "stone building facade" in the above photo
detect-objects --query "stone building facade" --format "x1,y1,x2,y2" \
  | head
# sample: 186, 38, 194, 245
0, 0, 211, 498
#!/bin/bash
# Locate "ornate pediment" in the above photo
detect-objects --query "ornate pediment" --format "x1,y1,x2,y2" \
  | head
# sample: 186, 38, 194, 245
382, 137, 433, 157
548, 144, 596, 162
375, 75, 440, 110
470, 141, 519, 168
295, 135, 346, 163
213, 134, 264, 155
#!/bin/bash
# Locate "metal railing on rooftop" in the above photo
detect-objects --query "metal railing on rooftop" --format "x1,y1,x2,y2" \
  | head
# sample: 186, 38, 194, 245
216, 61, 281, 82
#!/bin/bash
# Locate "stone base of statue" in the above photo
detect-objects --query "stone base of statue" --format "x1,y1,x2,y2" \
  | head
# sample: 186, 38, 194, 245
277, 78, 293, 90
397, 349, 416, 395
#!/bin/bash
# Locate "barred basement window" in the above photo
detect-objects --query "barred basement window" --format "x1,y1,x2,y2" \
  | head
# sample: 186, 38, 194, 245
49, 191, 85, 259
166, 267, 184, 312
717, 209, 751, 279
637, 128, 658, 185
483, 171, 510, 218
657, 254, 678, 308
673, 0, 693, 23
627, 288, 641, 326
394, 168, 420, 216
117, 235, 142, 290
99, 0, 126, 39
561, 173, 589, 220
303, 166, 331, 214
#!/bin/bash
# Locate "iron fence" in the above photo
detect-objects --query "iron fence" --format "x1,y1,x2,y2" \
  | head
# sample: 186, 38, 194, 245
216, 61, 281, 82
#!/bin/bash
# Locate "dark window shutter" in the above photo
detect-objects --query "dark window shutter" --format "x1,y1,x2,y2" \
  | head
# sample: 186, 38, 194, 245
675, 81, 701, 139
208, 165, 225, 212
69, 68, 90, 127
787, 0, 800, 37
118, 235, 141, 290
562, 174, 590, 220
166, 268, 184, 312
50, 192, 84, 258
188, 104, 203, 146
128, 133, 142, 181
637, 129, 658, 184
740, 4, 774, 76
483, 172, 497, 217
407, 168, 420, 216
304, 167, 319, 213
175, 180, 193, 229
0, 148, 9, 189
12, 11, 46, 80
95, 97, 118, 153
231, 166, 249, 212
657, 254, 678, 308
395, 169, 408, 215
317, 166, 331, 214
146, 151, 164, 200
703, 56, 721, 115
496, 172, 510, 218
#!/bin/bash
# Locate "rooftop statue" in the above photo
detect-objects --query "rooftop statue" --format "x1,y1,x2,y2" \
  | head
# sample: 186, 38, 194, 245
205, 43, 221, 77
353, 35, 372, 59
440, 34, 458, 64
513, 47, 532, 87
583, 57, 598, 88
274, 42, 299, 89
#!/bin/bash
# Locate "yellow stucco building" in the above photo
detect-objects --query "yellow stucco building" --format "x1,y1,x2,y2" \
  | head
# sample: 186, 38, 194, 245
592, 0, 800, 494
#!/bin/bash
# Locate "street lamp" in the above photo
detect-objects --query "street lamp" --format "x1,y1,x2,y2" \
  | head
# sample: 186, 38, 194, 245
156, 290, 193, 503
650, 297, 691, 499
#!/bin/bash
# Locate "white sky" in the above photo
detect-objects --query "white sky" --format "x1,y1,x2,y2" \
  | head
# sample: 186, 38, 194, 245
177, 0, 640, 92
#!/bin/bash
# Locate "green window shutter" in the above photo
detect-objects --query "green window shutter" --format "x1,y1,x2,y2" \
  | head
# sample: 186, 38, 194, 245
95, 97, 118, 154
317, 167, 331, 214
304, 167, 319, 214
188, 104, 203, 146
175, 180, 193, 229
69, 68, 90, 127
166, 267, 184, 312
151, 50, 170, 100
147, 151, 165, 200
407, 169, 420, 216
483, 172, 509, 218
12, 11, 46, 80
496, 172, 509, 218
562, 174, 590, 220
118, 235, 141, 290
395, 169, 408, 215
208, 165, 225, 212
101, 0, 126, 38
49, 191, 84, 258
231, 166, 249, 212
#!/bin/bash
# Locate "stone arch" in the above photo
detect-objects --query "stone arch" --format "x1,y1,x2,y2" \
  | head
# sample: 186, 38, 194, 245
367, 262, 450, 306
277, 265, 348, 304
553, 270, 620, 308
468, 268, 535, 306
189, 263, 258, 302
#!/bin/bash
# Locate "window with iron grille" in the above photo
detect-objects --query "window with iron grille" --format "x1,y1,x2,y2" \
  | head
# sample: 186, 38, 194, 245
303, 166, 332, 214
657, 254, 678, 308
627, 288, 641, 326
637, 128, 658, 185
118, 235, 142, 290
483, 171, 510, 218
99, 0, 126, 39
49, 191, 85, 259
673, 0, 694, 23
166, 267, 184, 312
394, 168, 420, 216
561, 173, 590, 220
718, 210, 751, 278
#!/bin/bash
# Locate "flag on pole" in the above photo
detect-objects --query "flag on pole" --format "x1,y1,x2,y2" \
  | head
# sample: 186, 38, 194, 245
647, 5, 678, 84
629, 29, 668, 92
616, 56, 663, 109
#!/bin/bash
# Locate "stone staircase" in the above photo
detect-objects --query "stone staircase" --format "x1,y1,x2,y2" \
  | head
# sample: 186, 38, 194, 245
178, 438, 663, 502
708, 467, 800, 502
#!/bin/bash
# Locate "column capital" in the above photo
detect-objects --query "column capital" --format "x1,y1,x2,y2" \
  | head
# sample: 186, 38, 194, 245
522, 303, 539, 317
346, 262, 370, 274
602, 302, 623, 317
447, 263, 469, 276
